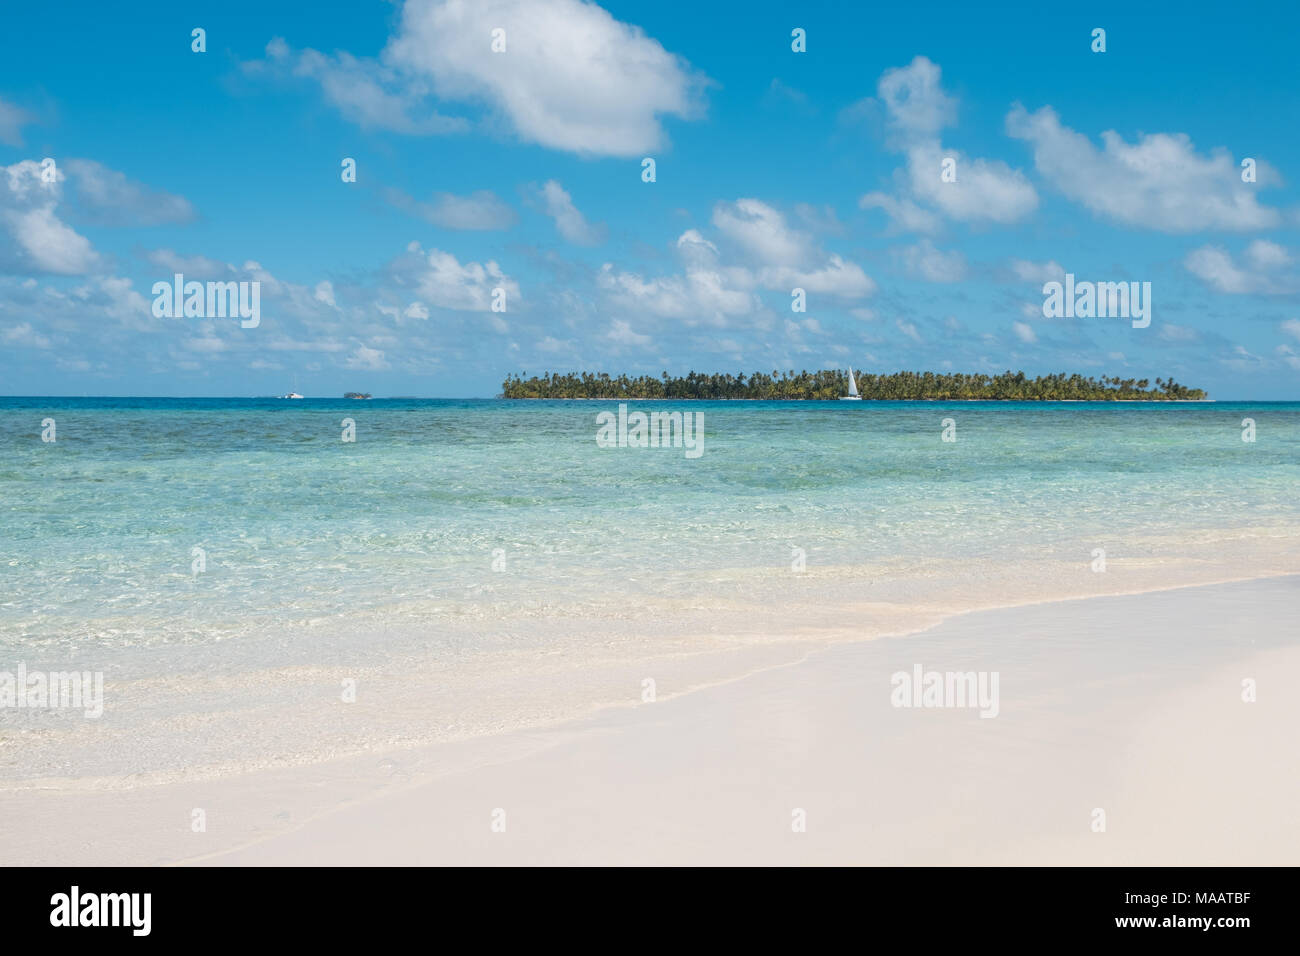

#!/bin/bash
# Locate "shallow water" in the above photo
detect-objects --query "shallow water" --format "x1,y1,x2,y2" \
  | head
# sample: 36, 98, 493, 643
2, 398, 1298, 783
2, 398, 1298, 653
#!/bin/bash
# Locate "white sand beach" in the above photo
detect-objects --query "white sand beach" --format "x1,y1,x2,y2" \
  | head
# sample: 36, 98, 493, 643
5, 575, 1296, 867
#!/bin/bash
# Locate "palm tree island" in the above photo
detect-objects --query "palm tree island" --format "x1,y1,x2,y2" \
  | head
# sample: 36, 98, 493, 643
501, 370, 1207, 401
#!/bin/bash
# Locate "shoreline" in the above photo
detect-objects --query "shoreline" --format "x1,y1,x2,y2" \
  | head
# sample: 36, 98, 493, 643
197, 576, 1300, 867
4, 535, 1298, 794
2, 574, 1297, 865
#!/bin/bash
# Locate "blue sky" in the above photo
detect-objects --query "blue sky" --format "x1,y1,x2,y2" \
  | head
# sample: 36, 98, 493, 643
1, 0, 1297, 397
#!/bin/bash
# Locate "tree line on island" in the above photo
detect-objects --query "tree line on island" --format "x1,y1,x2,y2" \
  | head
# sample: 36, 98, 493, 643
501, 370, 1207, 401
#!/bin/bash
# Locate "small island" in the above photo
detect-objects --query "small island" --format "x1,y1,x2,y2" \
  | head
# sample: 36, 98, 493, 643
502, 370, 1207, 401
344, 392, 373, 400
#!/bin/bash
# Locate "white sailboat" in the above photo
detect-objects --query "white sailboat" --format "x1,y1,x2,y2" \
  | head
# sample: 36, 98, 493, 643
840, 367, 862, 401
280, 376, 304, 399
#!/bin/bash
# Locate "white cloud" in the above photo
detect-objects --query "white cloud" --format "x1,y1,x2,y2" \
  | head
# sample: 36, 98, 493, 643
250, 39, 467, 135
143, 248, 233, 279
1280, 319, 1300, 341
266, 338, 347, 353
535, 335, 573, 353
1009, 258, 1065, 283
712, 198, 811, 266
597, 259, 755, 324
1159, 324, 1201, 343
1244, 239, 1291, 271
5, 206, 101, 275
1185, 241, 1296, 294
539, 180, 605, 245
384, 0, 707, 155
606, 318, 651, 347
858, 192, 940, 235
904, 143, 1037, 225
3, 321, 52, 348
346, 344, 390, 370
1012, 321, 1037, 344
860, 57, 1037, 231
184, 333, 230, 353
0, 160, 101, 275
765, 79, 811, 109
898, 240, 967, 283
384, 188, 516, 230
675, 229, 719, 267
1006, 104, 1282, 232
711, 198, 875, 297
402, 244, 520, 312
1276, 344, 1300, 370
760, 256, 875, 298
895, 319, 924, 343
877, 56, 956, 139
64, 159, 195, 225
314, 281, 338, 307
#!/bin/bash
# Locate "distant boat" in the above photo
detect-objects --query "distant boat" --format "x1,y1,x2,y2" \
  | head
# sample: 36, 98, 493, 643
280, 377, 304, 399
840, 367, 862, 401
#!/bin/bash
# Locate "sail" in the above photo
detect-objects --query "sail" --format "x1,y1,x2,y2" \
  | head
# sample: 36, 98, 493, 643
847, 368, 859, 397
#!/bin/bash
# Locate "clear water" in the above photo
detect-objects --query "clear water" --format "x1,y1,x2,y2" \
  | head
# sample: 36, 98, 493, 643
2, 398, 1298, 655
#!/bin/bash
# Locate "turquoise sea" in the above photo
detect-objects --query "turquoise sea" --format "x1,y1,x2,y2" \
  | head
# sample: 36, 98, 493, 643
3, 396, 1299, 781
3, 397, 1299, 656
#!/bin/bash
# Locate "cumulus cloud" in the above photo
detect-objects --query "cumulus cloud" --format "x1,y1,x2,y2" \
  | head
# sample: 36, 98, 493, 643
710, 198, 875, 297
1159, 324, 1201, 343
1008, 258, 1065, 283
1276, 344, 1300, 370
711, 198, 811, 265
1184, 240, 1296, 294
538, 180, 605, 245
314, 281, 338, 307
1, 231, 541, 382
761, 256, 875, 297
595, 202, 872, 329
248, 37, 467, 135
384, 188, 516, 230
877, 57, 957, 139
388, 0, 706, 155
594, 228, 760, 324
898, 239, 967, 283
255, 1, 707, 156
606, 318, 651, 347
597, 261, 754, 324
64, 159, 195, 226
896, 319, 924, 343
346, 344, 390, 370
393, 241, 520, 312
1006, 104, 1282, 233
858, 192, 940, 235
1012, 321, 1037, 344
0, 160, 101, 275
860, 57, 1037, 232
143, 248, 233, 279
3, 321, 52, 348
